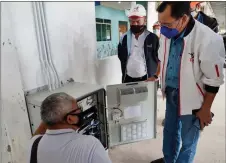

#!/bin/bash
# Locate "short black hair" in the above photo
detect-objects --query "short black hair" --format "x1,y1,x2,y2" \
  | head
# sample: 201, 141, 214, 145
157, 2, 191, 19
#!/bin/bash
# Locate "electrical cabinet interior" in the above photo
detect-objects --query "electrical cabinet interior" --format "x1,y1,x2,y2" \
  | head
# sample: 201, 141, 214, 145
25, 81, 157, 149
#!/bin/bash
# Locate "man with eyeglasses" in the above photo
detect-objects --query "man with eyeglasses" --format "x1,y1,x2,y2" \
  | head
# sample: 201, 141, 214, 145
28, 92, 111, 163
118, 4, 160, 83
161, 1, 220, 128
151, 2, 225, 163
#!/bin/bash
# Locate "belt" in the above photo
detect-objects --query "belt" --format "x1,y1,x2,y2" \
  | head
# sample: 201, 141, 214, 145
126, 74, 147, 80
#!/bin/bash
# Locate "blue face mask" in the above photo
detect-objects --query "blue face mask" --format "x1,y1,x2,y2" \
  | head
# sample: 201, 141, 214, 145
160, 26, 179, 39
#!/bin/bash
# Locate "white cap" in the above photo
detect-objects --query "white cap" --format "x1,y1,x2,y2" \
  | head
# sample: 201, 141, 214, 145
128, 4, 146, 18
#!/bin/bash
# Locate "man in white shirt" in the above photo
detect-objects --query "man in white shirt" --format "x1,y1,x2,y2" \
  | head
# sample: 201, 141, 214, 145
118, 4, 160, 83
28, 92, 112, 163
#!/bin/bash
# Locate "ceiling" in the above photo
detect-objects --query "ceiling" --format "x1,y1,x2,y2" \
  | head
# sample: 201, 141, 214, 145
100, 2, 226, 30
100, 2, 131, 11
210, 2, 226, 30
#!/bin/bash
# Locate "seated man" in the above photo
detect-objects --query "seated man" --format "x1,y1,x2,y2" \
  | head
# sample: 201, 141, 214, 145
28, 92, 112, 163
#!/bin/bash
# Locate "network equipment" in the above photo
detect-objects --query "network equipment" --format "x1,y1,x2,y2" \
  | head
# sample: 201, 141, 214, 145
25, 81, 157, 149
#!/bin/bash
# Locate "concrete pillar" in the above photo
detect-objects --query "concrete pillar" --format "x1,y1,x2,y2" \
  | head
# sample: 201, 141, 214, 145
131, 2, 136, 8
147, 2, 158, 32
203, 2, 215, 17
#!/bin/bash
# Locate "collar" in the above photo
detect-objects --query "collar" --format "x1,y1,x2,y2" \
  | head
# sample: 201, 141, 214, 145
172, 26, 186, 43
46, 129, 75, 135
173, 16, 195, 40
183, 16, 195, 37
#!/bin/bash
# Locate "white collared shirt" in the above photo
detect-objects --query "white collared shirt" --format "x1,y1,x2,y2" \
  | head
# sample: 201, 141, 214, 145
28, 129, 112, 163
126, 32, 147, 78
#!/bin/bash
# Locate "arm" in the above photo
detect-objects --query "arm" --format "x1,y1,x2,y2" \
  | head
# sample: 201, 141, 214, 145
196, 36, 225, 129
155, 62, 161, 76
147, 35, 160, 81
33, 122, 47, 137
118, 43, 122, 61
118, 34, 125, 61
201, 92, 217, 111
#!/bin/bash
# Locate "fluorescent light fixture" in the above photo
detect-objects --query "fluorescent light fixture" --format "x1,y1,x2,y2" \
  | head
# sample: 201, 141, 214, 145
118, 1, 121, 4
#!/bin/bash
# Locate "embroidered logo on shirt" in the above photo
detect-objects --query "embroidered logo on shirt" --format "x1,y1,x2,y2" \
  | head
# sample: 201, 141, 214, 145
189, 52, 194, 63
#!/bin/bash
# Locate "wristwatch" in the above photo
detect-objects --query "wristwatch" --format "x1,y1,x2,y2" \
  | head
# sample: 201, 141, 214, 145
153, 75, 158, 79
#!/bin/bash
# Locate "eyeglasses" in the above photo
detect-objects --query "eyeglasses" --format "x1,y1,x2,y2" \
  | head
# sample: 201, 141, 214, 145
158, 19, 181, 28
64, 107, 82, 120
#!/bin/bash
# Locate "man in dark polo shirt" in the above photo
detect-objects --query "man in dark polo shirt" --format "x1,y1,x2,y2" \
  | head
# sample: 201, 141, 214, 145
118, 4, 160, 83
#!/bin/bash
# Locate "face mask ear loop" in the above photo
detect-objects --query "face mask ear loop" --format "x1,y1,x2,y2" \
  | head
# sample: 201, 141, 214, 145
177, 15, 187, 32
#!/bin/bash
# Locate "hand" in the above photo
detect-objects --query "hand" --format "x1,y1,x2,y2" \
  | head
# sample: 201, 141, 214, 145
196, 108, 212, 130
146, 77, 158, 82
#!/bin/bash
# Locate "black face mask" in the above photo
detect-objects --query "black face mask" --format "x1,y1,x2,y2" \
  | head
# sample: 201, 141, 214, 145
65, 112, 85, 127
130, 25, 146, 34
65, 107, 96, 128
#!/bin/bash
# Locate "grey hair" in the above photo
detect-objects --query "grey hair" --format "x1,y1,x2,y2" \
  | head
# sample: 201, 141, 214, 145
41, 92, 75, 126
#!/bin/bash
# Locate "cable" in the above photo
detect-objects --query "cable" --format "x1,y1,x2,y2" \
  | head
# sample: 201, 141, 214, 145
32, 2, 51, 90
36, 2, 53, 90
40, 2, 61, 89
112, 107, 123, 117
96, 102, 123, 117
86, 96, 95, 106
38, 2, 56, 90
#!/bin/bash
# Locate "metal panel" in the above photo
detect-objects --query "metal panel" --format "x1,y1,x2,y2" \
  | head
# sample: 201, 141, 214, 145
25, 82, 109, 149
106, 81, 157, 147
26, 82, 104, 106
25, 83, 105, 131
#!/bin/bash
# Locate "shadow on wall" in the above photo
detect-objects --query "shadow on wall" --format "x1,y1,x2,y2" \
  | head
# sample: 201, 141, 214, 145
95, 55, 122, 85
70, 28, 97, 84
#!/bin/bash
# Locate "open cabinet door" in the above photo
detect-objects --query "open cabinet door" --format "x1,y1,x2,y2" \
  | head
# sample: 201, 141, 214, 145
106, 81, 157, 148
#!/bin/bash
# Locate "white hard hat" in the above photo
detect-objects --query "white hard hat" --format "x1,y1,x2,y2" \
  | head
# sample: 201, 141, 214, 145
128, 4, 146, 18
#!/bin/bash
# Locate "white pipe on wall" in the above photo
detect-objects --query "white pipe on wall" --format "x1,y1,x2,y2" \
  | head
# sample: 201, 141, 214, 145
40, 2, 61, 89
32, 2, 51, 90
37, 2, 55, 90
33, 1, 63, 91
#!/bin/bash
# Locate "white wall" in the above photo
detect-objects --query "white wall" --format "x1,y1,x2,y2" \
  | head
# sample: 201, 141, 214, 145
96, 55, 122, 85
2, 1, 160, 161
1, 2, 32, 163
5, 1, 122, 91
1, 2, 102, 162
5, 2, 99, 92
44, 2, 122, 86
1, 2, 123, 161
4, 2, 46, 91
44, 2, 97, 85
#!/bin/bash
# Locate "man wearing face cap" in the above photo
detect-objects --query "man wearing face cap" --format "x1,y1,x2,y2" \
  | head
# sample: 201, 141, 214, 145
151, 2, 225, 163
28, 93, 112, 163
118, 4, 160, 83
